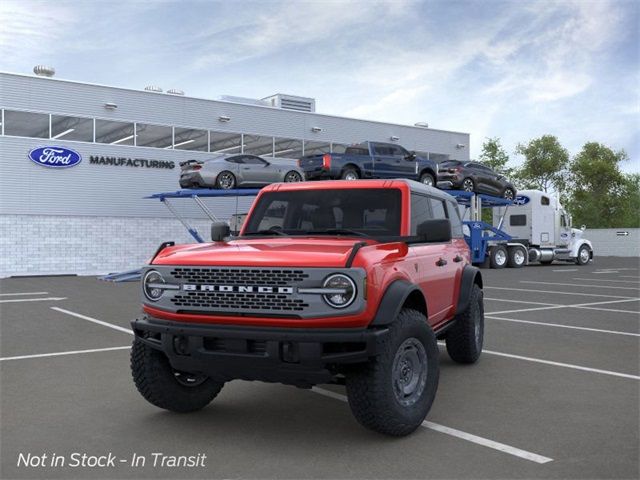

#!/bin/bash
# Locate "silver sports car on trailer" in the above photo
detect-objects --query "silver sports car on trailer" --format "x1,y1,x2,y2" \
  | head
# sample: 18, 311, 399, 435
179, 154, 305, 189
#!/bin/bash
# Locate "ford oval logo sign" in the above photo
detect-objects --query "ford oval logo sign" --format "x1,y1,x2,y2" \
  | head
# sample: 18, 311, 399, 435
28, 146, 82, 168
513, 195, 530, 206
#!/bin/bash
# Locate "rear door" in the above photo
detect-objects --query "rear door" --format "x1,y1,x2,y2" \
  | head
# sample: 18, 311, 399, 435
371, 143, 396, 178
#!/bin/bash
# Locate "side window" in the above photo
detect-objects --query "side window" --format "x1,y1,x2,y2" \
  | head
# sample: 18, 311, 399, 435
390, 145, 405, 157
446, 201, 464, 238
226, 156, 243, 164
410, 194, 433, 234
373, 144, 392, 156
242, 156, 267, 165
510, 215, 527, 226
430, 198, 447, 220
541, 196, 550, 206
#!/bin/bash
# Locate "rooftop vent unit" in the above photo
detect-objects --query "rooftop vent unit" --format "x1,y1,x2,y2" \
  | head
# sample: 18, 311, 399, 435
33, 65, 55, 77
144, 85, 163, 92
262, 94, 316, 113
219, 95, 270, 107
167, 89, 185, 96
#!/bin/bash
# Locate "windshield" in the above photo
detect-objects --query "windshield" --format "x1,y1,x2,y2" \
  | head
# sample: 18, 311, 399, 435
243, 188, 402, 237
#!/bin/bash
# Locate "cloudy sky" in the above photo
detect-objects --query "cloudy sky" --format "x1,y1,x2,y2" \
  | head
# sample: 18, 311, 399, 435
1, 0, 638, 171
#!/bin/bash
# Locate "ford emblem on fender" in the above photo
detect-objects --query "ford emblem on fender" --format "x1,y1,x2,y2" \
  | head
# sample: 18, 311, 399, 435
28, 146, 82, 168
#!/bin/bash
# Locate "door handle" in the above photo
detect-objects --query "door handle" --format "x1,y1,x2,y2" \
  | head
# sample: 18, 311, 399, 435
453, 255, 464, 263
242, 167, 250, 170
436, 258, 448, 267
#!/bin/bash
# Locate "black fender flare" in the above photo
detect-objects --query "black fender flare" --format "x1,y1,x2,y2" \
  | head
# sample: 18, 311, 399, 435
456, 265, 483, 315
371, 280, 425, 326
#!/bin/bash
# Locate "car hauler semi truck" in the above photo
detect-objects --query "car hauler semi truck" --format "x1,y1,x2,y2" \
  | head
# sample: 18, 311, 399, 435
492, 190, 593, 266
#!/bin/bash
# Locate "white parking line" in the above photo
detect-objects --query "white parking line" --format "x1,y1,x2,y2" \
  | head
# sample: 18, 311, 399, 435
0, 346, 131, 362
0, 297, 67, 303
485, 286, 637, 299
311, 387, 553, 464
520, 281, 640, 291
485, 298, 558, 307
573, 278, 640, 284
621, 275, 640, 279
486, 316, 640, 337
486, 298, 640, 316
0, 291, 49, 296
482, 349, 640, 381
552, 269, 578, 272
51, 307, 133, 335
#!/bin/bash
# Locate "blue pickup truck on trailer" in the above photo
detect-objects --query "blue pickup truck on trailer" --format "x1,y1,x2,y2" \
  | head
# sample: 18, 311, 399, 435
299, 141, 439, 186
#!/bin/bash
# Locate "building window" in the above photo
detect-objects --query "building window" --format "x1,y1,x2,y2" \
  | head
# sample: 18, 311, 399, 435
273, 137, 303, 159
4, 110, 49, 138
136, 123, 172, 149
50, 114, 93, 142
304, 140, 331, 156
210, 131, 243, 154
244, 135, 274, 156
95, 119, 135, 145
173, 127, 208, 151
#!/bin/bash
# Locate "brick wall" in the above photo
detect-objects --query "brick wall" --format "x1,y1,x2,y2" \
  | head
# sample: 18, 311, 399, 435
0, 215, 214, 277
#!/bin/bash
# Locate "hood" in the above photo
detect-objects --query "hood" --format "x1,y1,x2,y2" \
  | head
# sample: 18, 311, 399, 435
152, 237, 375, 268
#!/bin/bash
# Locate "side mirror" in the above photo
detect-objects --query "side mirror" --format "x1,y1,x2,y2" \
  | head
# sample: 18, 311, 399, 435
581, 224, 586, 231
211, 222, 230, 242
405, 151, 416, 161
416, 219, 452, 243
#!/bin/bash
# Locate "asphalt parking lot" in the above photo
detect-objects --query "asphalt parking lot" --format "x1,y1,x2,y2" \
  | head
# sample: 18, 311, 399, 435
1, 257, 638, 479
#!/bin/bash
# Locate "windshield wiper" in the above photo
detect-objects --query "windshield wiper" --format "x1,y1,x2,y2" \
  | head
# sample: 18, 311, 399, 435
305, 228, 369, 237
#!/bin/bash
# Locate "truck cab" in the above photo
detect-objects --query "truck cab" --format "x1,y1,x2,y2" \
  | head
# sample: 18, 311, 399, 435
493, 190, 593, 265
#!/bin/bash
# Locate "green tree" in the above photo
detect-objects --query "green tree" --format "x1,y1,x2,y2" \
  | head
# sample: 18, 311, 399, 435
478, 137, 513, 176
566, 142, 637, 228
515, 135, 569, 193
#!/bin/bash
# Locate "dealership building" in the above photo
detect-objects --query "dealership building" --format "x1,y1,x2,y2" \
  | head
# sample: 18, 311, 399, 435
0, 69, 470, 277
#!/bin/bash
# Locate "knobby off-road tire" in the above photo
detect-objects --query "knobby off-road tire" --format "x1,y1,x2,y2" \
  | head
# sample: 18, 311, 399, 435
446, 284, 484, 364
345, 309, 439, 436
131, 337, 224, 413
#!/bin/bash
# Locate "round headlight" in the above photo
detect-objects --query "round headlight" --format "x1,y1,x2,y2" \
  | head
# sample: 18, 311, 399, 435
322, 274, 356, 309
143, 270, 165, 302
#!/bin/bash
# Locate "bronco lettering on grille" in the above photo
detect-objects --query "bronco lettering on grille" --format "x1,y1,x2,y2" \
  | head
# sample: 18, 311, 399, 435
182, 284, 294, 294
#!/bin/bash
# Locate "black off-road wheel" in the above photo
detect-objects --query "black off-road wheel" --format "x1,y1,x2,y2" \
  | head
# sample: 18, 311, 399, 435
131, 337, 224, 413
345, 309, 439, 436
446, 284, 484, 364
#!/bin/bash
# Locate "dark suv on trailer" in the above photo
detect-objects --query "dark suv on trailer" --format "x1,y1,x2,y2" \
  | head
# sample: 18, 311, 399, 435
438, 160, 516, 199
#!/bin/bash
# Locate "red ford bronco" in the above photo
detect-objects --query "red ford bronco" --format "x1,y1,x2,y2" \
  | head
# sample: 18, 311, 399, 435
131, 179, 484, 436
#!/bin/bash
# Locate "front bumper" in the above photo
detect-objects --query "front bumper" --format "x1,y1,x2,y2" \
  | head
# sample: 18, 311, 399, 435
132, 315, 388, 387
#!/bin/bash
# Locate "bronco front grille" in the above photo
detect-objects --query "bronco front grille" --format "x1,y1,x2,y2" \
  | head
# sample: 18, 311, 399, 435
171, 292, 309, 311
170, 268, 309, 286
